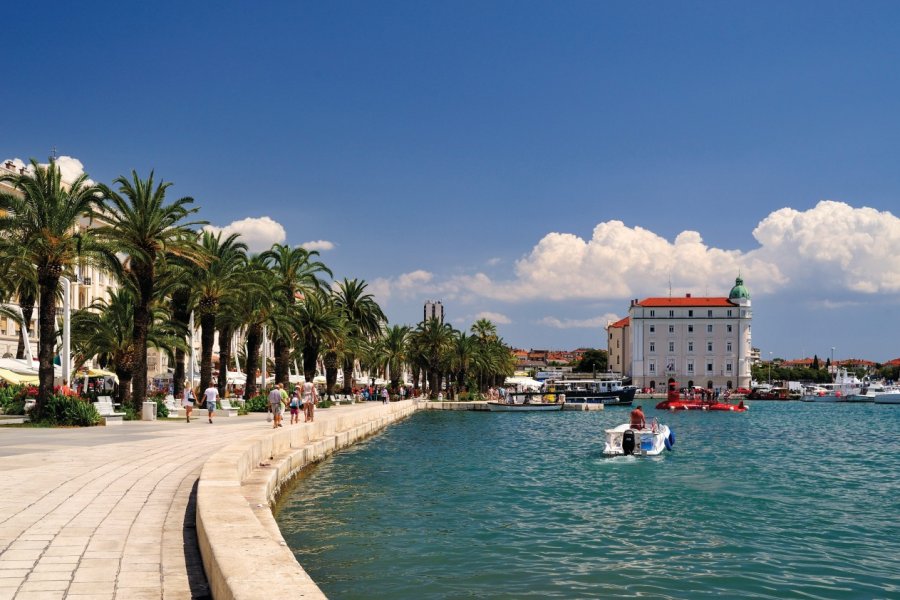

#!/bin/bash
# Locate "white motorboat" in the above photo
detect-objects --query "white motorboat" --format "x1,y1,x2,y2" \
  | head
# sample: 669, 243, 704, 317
874, 391, 900, 405
486, 401, 563, 412
800, 369, 863, 402
603, 419, 675, 456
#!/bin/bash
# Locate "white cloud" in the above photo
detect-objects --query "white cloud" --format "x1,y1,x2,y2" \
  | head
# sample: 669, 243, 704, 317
4, 155, 93, 185
300, 240, 335, 252
369, 270, 434, 305
204, 216, 286, 253
486, 257, 502, 266
537, 313, 621, 329
372, 201, 900, 308
474, 311, 511, 324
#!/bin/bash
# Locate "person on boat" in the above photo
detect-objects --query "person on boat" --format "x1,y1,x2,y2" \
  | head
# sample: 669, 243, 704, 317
630, 404, 646, 430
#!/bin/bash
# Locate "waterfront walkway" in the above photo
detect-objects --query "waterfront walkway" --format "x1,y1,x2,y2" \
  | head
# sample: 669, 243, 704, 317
0, 408, 342, 600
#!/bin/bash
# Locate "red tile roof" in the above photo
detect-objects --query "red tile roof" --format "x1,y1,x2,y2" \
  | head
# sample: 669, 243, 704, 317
609, 316, 630, 328
638, 297, 735, 307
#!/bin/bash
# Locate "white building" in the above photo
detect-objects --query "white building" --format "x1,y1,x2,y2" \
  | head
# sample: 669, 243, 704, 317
627, 277, 752, 391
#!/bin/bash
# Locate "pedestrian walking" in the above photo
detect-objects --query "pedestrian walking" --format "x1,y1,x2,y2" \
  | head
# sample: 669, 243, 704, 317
302, 380, 317, 422
268, 383, 286, 428
203, 383, 218, 424
182, 381, 195, 423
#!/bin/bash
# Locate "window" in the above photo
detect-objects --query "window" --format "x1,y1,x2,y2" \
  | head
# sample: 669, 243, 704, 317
669, 310, 674, 317
708, 310, 713, 317
668, 325, 675, 333
726, 342, 732, 352
688, 325, 694, 333
727, 309, 733, 317
649, 362, 656, 373
616, 340, 620, 348
649, 325, 655, 333
688, 341, 694, 352
687, 361, 694, 373
727, 324, 733, 333
650, 310, 655, 317
707, 362, 714, 373
668, 342, 675, 352
707, 324, 713, 333
707, 342, 713, 352
609, 333, 613, 340
726, 362, 733, 373
688, 310, 693, 317
649, 342, 655, 352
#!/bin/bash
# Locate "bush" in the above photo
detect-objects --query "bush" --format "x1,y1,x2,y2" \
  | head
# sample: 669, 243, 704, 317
155, 398, 169, 418
123, 405, 139, 421
318, 398, 334, 409
32, 394, 101, 427
244, 394, 269, 412
457, 391, 470, 401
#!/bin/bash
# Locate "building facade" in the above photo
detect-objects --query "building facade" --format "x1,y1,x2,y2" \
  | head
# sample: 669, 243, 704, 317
423, 300, 444, 323
627, 277, 752, 391
606, 316, 631, 377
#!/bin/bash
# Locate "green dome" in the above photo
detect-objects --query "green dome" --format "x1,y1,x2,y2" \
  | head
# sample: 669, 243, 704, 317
729, 276, 750, 300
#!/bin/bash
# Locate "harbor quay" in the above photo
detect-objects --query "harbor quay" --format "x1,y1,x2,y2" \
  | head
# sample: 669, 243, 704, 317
0, 400, 423, 600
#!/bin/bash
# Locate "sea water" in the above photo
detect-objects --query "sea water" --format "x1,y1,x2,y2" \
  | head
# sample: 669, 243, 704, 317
275, 403, 900, 599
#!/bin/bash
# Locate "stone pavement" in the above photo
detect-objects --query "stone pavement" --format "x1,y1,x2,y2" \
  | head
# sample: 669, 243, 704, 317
0, 411, 276, 600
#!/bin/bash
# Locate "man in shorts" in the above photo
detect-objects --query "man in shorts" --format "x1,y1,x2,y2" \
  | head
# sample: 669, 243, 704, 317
268, 383, 286, 428
204, 383, 219, 424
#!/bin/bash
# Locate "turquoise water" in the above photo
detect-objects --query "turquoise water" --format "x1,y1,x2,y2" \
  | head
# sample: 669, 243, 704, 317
276, 403, 900, 599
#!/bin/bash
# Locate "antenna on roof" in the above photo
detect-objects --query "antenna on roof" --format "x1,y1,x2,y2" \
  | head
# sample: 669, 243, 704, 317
668, 274, 672, 298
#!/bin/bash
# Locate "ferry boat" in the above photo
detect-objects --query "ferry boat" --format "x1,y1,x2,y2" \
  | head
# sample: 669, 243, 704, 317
544, 378, 635, 406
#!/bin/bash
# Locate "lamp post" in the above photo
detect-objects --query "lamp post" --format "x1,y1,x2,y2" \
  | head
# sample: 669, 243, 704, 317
830, 347, 835, 381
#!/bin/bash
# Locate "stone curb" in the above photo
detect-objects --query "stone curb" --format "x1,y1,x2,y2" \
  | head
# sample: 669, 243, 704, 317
196, 400, 419, 600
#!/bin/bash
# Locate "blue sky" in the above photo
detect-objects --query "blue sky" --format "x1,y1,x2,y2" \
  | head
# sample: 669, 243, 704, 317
5, 1, 900, 361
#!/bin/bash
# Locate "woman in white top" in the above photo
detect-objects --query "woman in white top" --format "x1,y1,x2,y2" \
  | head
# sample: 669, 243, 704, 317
182, 382, 194, 423
302, 381, 317, 422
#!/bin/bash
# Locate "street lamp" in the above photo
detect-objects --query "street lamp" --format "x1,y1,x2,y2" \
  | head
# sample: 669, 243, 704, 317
831, 347, 835, 381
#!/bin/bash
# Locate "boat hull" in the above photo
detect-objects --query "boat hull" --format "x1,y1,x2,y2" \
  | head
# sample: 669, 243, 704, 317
486, 401, 563, 412
875, 393, 900, 405
562, 386, 636, 406
603, 423, 673, 456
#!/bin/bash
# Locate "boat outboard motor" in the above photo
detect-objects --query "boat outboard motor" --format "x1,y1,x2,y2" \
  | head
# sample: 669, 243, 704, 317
622, 429, 636, 455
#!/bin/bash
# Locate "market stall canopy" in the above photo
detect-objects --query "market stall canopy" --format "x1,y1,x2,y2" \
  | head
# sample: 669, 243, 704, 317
0, 367, 38, 385
0, 358, 38, 375
86, 368, 119, 382
504, 376, 543, 391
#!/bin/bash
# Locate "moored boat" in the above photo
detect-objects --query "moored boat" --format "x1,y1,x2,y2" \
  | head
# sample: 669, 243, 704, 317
545, 378, 635, 406
486, 401, 563, 412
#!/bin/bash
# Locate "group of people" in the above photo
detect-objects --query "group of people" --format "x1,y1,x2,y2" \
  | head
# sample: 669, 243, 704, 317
268, 381, 318, 428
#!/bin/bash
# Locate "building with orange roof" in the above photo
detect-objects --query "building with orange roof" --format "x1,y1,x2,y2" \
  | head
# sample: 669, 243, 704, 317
623, 276, 752, 391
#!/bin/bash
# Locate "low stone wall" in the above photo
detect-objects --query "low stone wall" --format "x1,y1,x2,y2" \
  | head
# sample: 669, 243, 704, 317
422, 400, 490, 410
196, 400, 418, 600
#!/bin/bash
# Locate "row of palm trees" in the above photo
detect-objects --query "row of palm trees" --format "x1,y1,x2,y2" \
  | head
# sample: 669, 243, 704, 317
0, 159, 515, 410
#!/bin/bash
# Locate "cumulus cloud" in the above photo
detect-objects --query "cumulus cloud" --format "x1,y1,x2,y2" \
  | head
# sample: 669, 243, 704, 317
204, 216, 286, 253
369, 270, 434, 304
750, 200, 900, 294
371, 201, 900, 306
537, 313, 621, 329
475, 311, 511, 324
4, 155, 93, 185
300, 240, 335, 252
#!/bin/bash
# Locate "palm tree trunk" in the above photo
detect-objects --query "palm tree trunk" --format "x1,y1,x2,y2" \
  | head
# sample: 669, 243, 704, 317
244, 324, 262, 398
217, 324, 233, 399
131, 274, 154, 411
342, 356, 354, 394
116, 370, 133, 407
274, 337, 290, 385
170, 288, 191, 399
15, 295, 35, 360
324, 351, 338, 398
199, 312, 216, 394
428, 369, 439, 399
37, 274, 59, 407
302, 342, 319, 385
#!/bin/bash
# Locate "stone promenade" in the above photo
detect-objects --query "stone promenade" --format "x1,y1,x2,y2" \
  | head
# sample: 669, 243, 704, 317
0, 407, 358, 600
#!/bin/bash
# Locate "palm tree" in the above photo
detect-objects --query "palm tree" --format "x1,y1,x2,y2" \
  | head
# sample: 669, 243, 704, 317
193, 231, 248, 394
333, 278, 386, 393
373, 325, 410, 391
295, 292, 343, 385
412, 318, 455, 399
231, 255, 281, 398
71, 288, 185, 407
449, 332, 477, 399
96, 171, 205, 409
261, 244, 332, 385
0, 159, 108, 406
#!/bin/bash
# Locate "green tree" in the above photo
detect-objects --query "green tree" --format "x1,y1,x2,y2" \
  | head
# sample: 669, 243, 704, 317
97, 171, 205, 409
412, 318, 455, 399
0, 159, 108, 407
574, 349, 608, 373
333, 278, 386, 393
